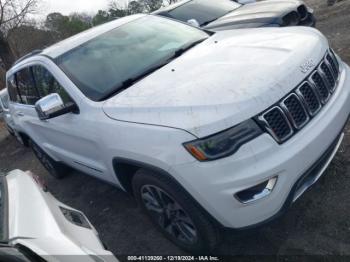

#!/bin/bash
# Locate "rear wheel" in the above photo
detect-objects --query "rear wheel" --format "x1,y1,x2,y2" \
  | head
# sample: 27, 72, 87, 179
29, 139, 70, 179
132, 169, 221, 253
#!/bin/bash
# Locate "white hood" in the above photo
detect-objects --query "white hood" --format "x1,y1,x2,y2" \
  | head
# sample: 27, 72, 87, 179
103, 27, 328, 138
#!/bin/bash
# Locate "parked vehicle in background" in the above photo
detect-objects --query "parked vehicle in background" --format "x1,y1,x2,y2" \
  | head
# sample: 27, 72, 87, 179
5, 14, 350, 252
0, 170, 118, 262
153, 0, 315, 30
0, 89, 15, 135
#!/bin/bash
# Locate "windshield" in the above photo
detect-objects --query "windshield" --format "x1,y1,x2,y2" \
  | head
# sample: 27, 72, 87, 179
56, 15, 210, 101
164, 0, 241, 26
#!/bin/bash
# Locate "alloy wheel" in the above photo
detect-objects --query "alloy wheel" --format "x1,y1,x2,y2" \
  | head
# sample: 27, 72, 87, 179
141, 185, 198, 245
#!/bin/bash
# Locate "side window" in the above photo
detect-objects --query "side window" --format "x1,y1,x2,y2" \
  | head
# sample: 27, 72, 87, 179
16, 67, 40, 105
32, 65, 72, 104
7, 74, 21, 103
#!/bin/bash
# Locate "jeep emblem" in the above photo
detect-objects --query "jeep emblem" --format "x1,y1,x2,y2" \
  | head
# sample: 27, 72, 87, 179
300, 59, 316, 74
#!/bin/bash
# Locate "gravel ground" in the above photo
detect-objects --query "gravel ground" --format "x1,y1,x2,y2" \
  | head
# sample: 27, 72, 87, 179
1, 0, 350, 258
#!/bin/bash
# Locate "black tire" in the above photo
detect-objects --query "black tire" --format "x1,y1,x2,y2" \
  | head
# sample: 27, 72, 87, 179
29, 139, 70, 179
132, 169, 221, 253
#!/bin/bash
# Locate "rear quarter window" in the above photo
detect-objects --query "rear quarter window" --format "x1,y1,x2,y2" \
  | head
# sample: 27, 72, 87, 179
16, 68, 40, 105
7, 75, 21, 103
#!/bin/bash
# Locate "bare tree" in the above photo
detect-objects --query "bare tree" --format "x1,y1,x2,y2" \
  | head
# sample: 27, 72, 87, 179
109, 0, 179, 16
109, 0, 129, 12
0, 0, 38, 69
164, 0, 179, 5
0, 0, 38, 32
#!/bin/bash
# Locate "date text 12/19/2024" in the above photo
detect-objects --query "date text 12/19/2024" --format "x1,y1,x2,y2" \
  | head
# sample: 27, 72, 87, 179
127, 256, 220, 261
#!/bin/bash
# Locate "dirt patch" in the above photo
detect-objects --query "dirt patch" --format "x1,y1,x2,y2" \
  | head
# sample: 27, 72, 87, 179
305, 0, 350, 63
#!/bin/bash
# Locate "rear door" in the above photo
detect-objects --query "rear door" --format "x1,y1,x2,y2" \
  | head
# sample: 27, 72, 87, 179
0, 91, 15, 133
10, 67, 41, 139
7, 74, 23, 137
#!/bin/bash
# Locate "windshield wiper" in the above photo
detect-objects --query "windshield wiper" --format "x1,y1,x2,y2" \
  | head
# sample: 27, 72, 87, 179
201, 18, 219, 26
201, 6, 241, 27
99, 38, 207, 101
99, 62, 169, 101
171, 38, 207, 59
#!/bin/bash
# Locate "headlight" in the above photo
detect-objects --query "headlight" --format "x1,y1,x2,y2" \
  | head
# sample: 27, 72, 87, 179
183, 119, 262, 161
297, 5, 308, 20
282, 11, 300, 26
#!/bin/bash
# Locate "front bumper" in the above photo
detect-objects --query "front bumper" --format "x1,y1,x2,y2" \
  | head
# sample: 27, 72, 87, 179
238, 130, 345, 230
170, 62, 350, 229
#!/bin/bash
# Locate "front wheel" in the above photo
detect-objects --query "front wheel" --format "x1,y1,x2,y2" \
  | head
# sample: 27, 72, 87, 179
29, 139, 70, 179
132, 169, 221, 253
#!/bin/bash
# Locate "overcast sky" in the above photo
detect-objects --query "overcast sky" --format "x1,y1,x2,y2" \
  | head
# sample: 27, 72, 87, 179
39, 0, 112, 16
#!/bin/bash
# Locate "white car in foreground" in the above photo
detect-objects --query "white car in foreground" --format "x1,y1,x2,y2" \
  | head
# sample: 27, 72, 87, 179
6, 14, 350, 252
0, 170, 118, 262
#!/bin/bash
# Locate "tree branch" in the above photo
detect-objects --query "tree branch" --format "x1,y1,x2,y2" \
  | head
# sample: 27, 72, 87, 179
0, 0, 37, 33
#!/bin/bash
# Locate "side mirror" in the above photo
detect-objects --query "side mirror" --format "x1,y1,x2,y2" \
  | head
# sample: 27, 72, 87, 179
187, 19, 200, 27
35, 93, 78, 121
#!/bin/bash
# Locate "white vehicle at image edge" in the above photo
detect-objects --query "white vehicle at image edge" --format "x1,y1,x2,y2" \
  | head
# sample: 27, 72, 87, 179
0, 170, 118, 262
6, 14, 350, 252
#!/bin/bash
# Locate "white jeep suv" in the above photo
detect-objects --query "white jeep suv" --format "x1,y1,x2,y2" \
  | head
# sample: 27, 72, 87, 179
6, 14, 350, 252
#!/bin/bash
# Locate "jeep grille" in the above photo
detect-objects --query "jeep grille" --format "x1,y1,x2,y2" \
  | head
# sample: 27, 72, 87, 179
257, 49, 340, 143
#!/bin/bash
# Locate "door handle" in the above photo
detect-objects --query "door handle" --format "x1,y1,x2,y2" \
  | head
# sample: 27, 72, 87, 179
16, 112, 24, 117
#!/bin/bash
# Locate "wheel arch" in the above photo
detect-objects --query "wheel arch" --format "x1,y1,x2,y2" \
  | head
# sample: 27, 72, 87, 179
17, 131, 30, 147
112, 157, 224, 228
112, 157, 172, 195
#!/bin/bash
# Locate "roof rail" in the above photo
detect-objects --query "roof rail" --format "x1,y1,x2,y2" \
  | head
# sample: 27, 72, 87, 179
13, 49, 43, 66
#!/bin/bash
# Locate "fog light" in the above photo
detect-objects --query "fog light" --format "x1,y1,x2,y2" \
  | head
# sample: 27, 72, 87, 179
235, 177, 277, 204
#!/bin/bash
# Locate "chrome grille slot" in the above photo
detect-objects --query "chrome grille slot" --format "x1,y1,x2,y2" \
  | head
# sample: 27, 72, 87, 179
257, 49, 340, 143
297, 82, 321, 116
281, 94, 309, 129
311, 71, 330, 103
330, 49, 339, 68
259, 107, 293, 143
326, 51, 339, 80
320, 62, 336, 92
